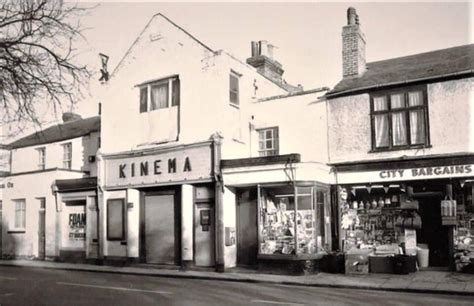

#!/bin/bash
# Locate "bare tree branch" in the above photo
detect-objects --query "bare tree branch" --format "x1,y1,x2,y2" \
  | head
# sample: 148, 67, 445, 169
0, 0, 92, 136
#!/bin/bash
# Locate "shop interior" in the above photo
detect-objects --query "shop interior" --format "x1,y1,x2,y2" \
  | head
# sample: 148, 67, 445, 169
340, 179, 474, 273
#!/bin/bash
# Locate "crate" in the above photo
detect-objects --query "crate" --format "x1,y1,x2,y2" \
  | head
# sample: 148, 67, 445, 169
369, 256, 394, 273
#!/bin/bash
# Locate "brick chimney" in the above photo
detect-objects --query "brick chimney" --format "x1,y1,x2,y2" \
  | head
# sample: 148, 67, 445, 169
342, 7, 366, 78
246, 40, 284, 84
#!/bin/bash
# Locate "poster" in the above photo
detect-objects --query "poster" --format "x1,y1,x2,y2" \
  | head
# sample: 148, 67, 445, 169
405, 229, 417, 255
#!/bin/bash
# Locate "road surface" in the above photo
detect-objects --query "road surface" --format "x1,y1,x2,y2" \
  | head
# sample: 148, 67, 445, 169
0, 266, 473, 305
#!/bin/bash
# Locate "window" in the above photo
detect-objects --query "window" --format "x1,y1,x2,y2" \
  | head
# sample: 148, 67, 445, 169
107, 199, 125, 240
13, 199, 26, 230
229, 71, 240, 105
37, 147, 45, 170
371, 87, 429, 150
62, 143, 72, 169
139, 76, 180, 113
258, 127, 279, 156
258, 185, 330, 255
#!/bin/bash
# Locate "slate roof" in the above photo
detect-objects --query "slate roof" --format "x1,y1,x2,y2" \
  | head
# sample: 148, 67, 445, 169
326, 44, 474, 98
8, 116, 100, 149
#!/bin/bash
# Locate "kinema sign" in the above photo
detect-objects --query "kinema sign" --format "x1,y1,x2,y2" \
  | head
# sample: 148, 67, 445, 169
103, 143, 214, 188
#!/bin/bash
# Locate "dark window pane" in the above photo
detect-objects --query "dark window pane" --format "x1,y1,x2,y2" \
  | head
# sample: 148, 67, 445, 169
140, 87, 148, 113
172, 79, 180, 106
229, 74, 239, 104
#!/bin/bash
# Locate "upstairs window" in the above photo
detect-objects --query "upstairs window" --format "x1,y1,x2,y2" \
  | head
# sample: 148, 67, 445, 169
37, 147, 45, 170
258, 127, 279, 156
139, 76, 180, 113
371, 87, 429, 151
229, 71, 240, 106
62, 143, 72, 169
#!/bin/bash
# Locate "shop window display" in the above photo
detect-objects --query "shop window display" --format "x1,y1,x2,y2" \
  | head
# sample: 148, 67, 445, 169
258, 185, 329, 256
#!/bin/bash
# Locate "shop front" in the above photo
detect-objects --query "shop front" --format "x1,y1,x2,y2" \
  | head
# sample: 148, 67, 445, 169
99, 140, 219, 268
334, 156, 474, 274
222, 154, 334, 274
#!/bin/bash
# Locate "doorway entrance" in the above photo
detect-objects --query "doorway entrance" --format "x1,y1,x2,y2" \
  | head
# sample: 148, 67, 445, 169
194, 203, 215, 266
144, 194, 176, 264
417, 194, 449, 267
236, 188, 258, 266
38, 198, 46, 260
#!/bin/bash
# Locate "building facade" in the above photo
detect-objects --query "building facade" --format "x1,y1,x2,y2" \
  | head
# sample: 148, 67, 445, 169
325, 8, 474, 271
97, 13, 333, 272
1, 115, 100, 261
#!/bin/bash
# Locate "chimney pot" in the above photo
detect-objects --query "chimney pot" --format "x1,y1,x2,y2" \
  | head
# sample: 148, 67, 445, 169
342, 7, 366, 78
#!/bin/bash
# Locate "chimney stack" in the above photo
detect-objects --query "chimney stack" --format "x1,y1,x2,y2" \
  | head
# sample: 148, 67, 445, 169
247, 40, 284, 84
342, 7, 366, 78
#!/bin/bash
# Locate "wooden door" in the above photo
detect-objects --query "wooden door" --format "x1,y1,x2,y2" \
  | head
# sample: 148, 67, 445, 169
145, 195, 175, 264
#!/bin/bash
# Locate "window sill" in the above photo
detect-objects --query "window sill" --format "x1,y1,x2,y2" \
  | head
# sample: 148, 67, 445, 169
229, 102, 240, 109
369, 144, 432, 153
8, 230, 26, 234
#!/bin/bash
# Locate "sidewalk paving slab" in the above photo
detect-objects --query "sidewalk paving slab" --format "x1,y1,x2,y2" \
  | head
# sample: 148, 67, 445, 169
0, 260, 473, 296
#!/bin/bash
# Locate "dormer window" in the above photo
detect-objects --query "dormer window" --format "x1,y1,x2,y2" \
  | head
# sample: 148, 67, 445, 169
139, 76, 180, 113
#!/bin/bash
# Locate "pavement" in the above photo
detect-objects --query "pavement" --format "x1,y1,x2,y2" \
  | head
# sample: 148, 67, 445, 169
0, 259, 473, 296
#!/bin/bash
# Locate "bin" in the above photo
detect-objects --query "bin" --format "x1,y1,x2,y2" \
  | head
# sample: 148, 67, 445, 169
391, 255, 417, 274
417, 245, 429, 268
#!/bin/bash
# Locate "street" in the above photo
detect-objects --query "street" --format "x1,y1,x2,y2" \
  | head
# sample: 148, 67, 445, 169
0, 266, 473, 306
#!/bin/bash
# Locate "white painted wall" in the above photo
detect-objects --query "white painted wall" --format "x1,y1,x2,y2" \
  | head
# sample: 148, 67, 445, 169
327, 77, 474, 163
100, 15, 285, 155
223, 186, 237, 268
126, 188, 140, 258
10, 131, 100, 176
181, 184, 193, 261
1, 170, 84, 258
101, 189, 127, 257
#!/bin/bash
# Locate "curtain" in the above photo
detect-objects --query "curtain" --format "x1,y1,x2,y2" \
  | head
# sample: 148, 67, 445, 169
150, 84, 168, 110
408, 91, 423, 106
374, 114, 389, 147
390, 93, 404, 109
373, 96, 387, 111
410, 110, 426, 144
392, 112, 407, 145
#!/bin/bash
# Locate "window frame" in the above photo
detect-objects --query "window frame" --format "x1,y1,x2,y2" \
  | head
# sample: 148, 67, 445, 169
138, 76, 180, 113
370, 85, 430, 152
257, 127, 279, 157
106, 198, 125, 241
37, 147, 46, 170
229, 70, 241, 106
12, 199, 26, 231
62, 142, 72, 169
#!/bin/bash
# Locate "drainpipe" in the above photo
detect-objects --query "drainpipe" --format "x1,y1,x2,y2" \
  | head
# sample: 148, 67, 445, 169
211, 133, 225, 272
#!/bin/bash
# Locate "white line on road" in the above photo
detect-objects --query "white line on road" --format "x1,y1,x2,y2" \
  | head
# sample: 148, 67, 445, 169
251, 300, 304, 306
0, 276, 17, 280
56, 282, 173, 295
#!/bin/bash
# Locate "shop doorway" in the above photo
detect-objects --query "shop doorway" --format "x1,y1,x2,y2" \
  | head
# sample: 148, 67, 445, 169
144, 194, 176, 264
194, 203, 215, 266
417, 195, 449, 267
237, 189, 258, 266
60, 199, 86, 262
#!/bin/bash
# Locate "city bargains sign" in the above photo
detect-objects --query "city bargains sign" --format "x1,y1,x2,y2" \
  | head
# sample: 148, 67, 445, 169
337, 164, 474, 184
104, 144, 213, 188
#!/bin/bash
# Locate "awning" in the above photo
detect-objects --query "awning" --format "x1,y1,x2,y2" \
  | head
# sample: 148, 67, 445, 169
55, 177, 97, 193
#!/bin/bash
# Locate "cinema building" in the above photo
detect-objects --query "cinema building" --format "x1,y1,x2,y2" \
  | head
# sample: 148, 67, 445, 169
97, 13, 334, 272
1, 114, 100, 262
325, 8, 474, 271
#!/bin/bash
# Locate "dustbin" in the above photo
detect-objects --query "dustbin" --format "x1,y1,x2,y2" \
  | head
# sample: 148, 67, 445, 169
417, 244, 429, 268
391, 255, 417, 274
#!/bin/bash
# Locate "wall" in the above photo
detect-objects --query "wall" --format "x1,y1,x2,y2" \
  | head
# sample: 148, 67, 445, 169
1, 170, 84, 258
223, 186, 237, 268
100, 15, 285, 155
10, 132, 99, 176
327, 77, 474, 163
241, 92, 328, 162
101, 189, 127, 258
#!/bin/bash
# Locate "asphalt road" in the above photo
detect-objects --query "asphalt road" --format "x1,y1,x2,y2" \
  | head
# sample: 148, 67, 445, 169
0, 266, 473, 306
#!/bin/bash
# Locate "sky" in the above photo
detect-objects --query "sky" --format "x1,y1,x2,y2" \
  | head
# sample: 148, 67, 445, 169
2, 1, 473, 139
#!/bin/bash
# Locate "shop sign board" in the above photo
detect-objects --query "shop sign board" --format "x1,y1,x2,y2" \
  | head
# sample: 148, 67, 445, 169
338, 164, 473, 184
104, 143, 213, 188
